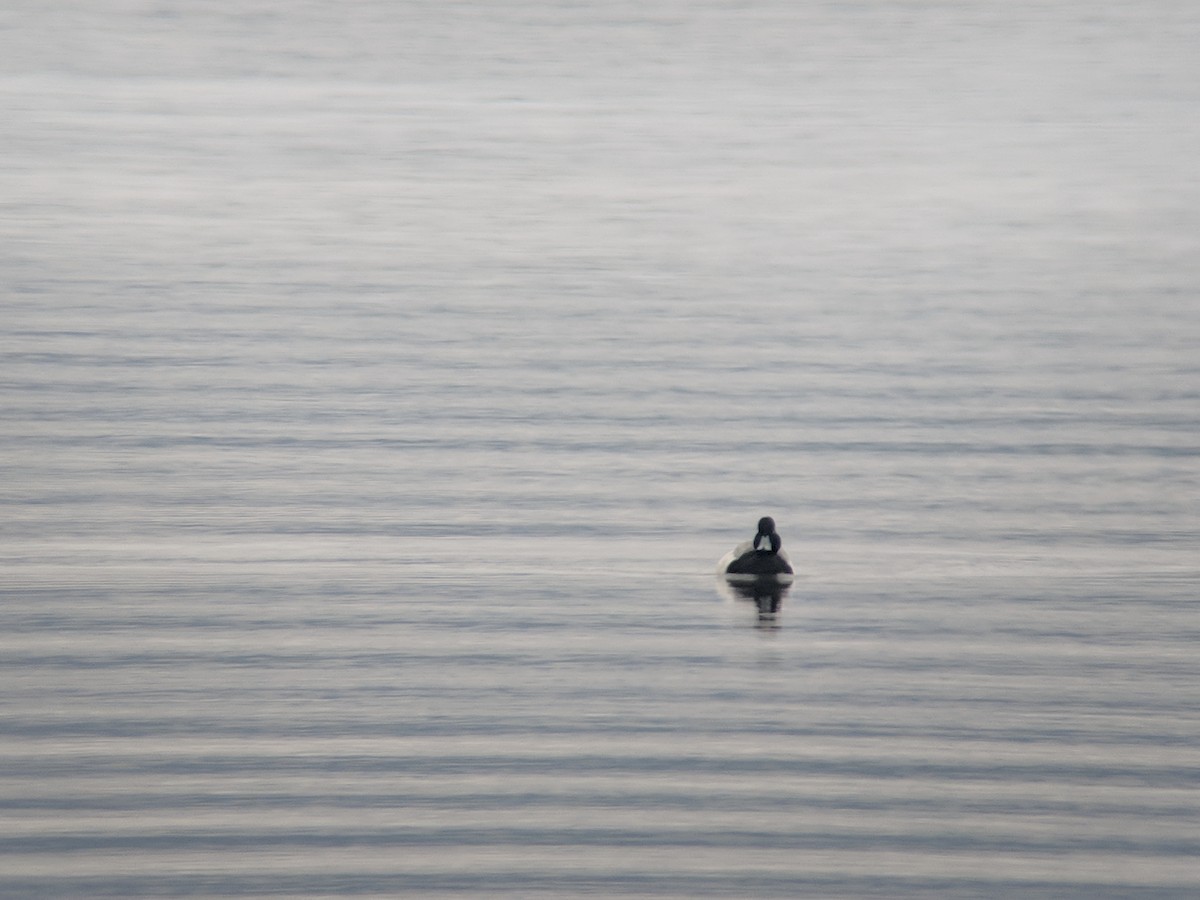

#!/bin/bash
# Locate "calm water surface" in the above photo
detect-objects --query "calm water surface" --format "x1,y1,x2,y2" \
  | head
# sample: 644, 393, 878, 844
3, 1, 1199, 897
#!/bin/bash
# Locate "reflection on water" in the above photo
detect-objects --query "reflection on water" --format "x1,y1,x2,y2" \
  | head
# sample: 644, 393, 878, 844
716, 576, 790, 625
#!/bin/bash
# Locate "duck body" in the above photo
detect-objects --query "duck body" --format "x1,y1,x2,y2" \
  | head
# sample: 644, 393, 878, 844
718, 541, 795, 584
717, 517, 794, 585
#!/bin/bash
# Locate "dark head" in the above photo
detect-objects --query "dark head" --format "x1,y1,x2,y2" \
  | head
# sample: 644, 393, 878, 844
756, 516, 776, 537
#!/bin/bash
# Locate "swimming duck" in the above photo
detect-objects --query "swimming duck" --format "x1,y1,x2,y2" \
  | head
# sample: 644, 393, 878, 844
717, 516, 794, 584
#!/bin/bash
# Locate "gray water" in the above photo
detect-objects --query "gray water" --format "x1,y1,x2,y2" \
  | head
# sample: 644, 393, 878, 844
3, 1, 1200, 897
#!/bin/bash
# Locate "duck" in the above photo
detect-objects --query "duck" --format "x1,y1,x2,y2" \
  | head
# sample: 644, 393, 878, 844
717, 516, 794, 584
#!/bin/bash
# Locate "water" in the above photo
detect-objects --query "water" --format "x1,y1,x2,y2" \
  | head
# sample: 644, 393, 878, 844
3, 1, 1199, 896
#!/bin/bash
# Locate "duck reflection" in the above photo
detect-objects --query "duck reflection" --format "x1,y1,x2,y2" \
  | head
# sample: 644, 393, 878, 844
716, 578, 790, 625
